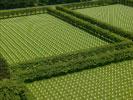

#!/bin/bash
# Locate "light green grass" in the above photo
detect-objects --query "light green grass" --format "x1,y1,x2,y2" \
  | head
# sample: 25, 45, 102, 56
0, 14, 107, 64
27, 60, 133, 100
76, 4, 133, 33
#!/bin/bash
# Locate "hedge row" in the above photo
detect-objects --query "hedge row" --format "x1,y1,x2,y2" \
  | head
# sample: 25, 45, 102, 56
119, 0, 133, 7
0, 54, 10, 80
0, 0, 119, 19
0, 79, 34, 100
47, 8, 127, 43
63, 0, 117, 9
0, 1, 108, 19
0, 7, 47, 19
0, 0, 119, 20
12, 41, 133, 82
12, 40, 133, 68
56, 6, 133, 41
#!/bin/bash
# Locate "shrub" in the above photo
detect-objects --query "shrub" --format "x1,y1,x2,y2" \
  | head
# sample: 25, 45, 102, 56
0, 7, 47, 19
119, 0, 133, 7
63, 0, 117, 9
0, 54, 10, 80
0, 79, 34, 100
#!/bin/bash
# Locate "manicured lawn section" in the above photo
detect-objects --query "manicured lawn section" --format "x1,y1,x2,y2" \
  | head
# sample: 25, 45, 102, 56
76, 4, 133, 33
27, 60, 133, 100
0, 14, 107, 64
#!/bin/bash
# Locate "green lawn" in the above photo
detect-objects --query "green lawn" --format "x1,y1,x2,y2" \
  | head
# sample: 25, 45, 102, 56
0, 14, 107, 64
27, 60, 133, 100
76, 4, 133, 33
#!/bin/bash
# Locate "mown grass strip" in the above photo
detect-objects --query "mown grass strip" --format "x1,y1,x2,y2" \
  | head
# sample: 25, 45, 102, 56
11, 41, 133, 83
56, 6, 133, 41
47, 8, 128, 43
27, 60, 133, 100
1, 14, 107, 64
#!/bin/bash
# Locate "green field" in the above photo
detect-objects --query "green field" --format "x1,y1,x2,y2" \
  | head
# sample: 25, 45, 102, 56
0, 14, 108, 64
27, 60, 133, 100
76, 4, 133, 33
0, 2, 133, 100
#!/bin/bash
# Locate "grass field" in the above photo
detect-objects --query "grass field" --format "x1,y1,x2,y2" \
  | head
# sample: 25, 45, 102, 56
27, 60, 133, 100
76, 4, 133, 33
0, 14, 108, 64
0, 2, 133, 100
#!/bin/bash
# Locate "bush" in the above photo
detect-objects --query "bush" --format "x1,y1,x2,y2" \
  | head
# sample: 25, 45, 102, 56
63, 0, 117, 9
56, 6, 133, 41
0, 54, 10, 80
0, 79, 34, 100
0, 7, 47, 19
119, 0, 133, 7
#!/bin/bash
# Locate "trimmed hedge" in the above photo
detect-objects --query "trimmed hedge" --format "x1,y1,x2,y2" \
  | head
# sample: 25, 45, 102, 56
0, 79, 34, 100
12, 40, 133, 67
0, 1, 112, 19
119, 0, 133, 7
63, 0, 117, 9
47, 8, 128, 43
0, 6, 47, 19
56, 6, 133, 41
11, 41, 133, 83
0, 54, 10, 80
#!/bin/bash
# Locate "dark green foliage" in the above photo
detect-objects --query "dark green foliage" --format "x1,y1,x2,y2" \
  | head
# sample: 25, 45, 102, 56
81, 0, 118, 2
0, 79, 34, 100
0, 54, 10, 80
119, 0, 133, 7
12, 41, 133, 83
0, 0, 117, 10
0, 0, 81, 10
0, 0, 120, 19
0, 0, 38, 10
47, 8, 128, 43
56, 6, 133, 41
47, 0, 80, 5
0, 7, 47, 19
64, 0, 117, 9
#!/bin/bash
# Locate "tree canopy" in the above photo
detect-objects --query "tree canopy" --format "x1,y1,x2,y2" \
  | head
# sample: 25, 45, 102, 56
0, 0, 80, 9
